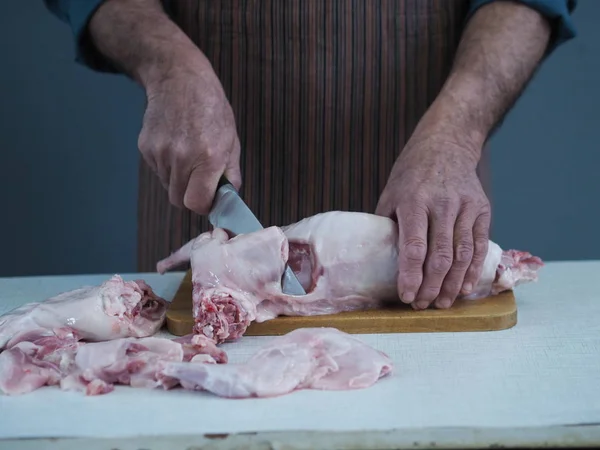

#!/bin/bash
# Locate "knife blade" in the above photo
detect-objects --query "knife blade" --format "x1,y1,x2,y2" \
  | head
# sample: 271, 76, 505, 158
208, 176, 307, 296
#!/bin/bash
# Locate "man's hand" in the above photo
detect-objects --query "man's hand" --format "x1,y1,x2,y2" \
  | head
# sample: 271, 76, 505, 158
377, 0, 553, 309
376, 137, 490, 310
139, 68, 241, 214
88, 0, 241, 215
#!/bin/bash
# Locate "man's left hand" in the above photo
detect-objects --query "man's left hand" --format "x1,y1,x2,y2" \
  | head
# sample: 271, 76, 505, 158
375, 136, 491, 310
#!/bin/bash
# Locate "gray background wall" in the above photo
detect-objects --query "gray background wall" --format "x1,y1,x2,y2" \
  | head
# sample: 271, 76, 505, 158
0, 1, 597, 277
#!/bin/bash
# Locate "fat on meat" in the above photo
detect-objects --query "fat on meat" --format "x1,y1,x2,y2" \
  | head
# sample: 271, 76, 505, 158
0, 275, 168, 350
0, 332, 227, 396
156, 211, 543, 343
161, 327, 393, 398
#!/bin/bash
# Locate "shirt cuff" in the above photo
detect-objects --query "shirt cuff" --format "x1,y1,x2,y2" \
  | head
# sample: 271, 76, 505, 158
466, 0, 578, 52
46, 0, 120, 73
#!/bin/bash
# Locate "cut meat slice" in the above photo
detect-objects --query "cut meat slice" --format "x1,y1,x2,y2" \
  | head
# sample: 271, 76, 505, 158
62, 337, 196, 394
160, 327, 393, 398
156, 211, 543, 343
0, 333, 80, 395
0, 327, 391, 398
0, 275, 168, 350
0, 332, 227, 396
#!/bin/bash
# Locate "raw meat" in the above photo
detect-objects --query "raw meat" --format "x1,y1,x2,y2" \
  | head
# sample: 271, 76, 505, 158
156, 211, 543, 343
0, 326, 392, 399
61, 334, 227, 395
491, 250, 544, 296
0, 331, 226, 396
0, 262, 395, 399
161, 327, 393, 398
0, 275, 168, 350
0, 331, 79, 395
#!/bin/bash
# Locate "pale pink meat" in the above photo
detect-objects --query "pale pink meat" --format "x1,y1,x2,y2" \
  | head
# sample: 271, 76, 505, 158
1, 326, 392, 398
156, 211, 544, 343
0, 332, 80, 395
171, 334, 228, 364
0, 332, 226, 396
492, 250, 544, 295
0, 275, 168, 350
62, 337, 194, 394
160, 327, 393, 398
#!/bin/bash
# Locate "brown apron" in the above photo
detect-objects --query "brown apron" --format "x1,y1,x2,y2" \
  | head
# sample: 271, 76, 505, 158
137, 0, 491, 272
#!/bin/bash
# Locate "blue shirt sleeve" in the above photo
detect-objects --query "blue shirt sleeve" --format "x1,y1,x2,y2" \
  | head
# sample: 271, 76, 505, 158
466, 0, 578, 52
43, 0, 119, 73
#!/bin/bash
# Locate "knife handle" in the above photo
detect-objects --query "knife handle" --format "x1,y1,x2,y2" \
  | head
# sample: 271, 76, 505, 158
217, 175, 234, 191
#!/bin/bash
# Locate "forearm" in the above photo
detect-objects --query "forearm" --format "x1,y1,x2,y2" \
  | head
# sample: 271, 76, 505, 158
412, 1, 552, 156
88, 0, 212, 90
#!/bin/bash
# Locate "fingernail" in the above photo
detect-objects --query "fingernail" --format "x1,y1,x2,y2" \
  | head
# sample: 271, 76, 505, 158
462, 283, 473, 294
402, 292, 415, 303
437, 298, 452, 308
415, 300, 429, 310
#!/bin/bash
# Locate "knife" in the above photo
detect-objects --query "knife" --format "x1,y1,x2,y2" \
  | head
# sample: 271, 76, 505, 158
208, 176, 307, 296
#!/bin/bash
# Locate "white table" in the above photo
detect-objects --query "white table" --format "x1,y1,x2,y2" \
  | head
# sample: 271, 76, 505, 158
1, 262, 599, 450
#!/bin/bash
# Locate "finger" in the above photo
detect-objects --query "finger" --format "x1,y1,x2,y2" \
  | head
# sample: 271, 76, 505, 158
139, 142, 169, 190
375, 191, 394, 218
166, 142, 195, 209
184, 135, 240, 214
396, 205, 429, 305
183, 160, 222, 215
461, 211, 491, 295
168, 159, 189, 209
224, 136, 242, 191
157, 155, 171, 192
147, 153, 170, 192
413, 204, 456, 310
434, 208, 476, 309
141, 152, 157, 173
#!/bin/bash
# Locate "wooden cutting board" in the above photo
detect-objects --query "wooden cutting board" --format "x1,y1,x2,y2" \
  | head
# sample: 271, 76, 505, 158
166, 270, 517, 336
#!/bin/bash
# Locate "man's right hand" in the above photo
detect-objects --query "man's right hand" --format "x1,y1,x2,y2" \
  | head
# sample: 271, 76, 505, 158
87, 0, 242, 215
138, 68, 242, 215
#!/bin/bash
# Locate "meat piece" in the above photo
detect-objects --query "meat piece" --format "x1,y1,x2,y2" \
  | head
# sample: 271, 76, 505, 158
0, 275, 168, 350
186, 227, 288, 342
0, 332, 226, 396
161, 327, 393, 398
157, 211, 543, 343
0, 332, 80, 395
62, 337, 190, 394
171, 334, 228, 363
492, 250, 544, 296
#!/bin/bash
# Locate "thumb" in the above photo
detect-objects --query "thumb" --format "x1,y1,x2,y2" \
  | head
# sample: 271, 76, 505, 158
183, 164, 221, 215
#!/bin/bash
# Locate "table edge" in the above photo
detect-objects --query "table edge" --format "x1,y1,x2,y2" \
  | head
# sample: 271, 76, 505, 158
2, 424, 599, 450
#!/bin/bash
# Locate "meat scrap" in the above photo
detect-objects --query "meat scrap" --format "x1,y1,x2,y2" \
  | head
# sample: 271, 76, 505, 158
0, 332, 226, 396
156, 211, 544, 343
161, 327, 393, 399
0, 275, 168, 350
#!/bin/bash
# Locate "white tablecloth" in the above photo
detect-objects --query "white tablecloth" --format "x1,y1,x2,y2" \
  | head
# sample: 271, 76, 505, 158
0, 262, 599, 446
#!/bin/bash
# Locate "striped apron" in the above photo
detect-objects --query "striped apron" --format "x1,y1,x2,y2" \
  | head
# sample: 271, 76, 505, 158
137, 0, 491, 271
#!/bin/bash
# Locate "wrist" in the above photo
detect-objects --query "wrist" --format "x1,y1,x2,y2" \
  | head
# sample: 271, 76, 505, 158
88, 0, 215, 91
407, 89, 486, 164
139, 46, 216, 93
